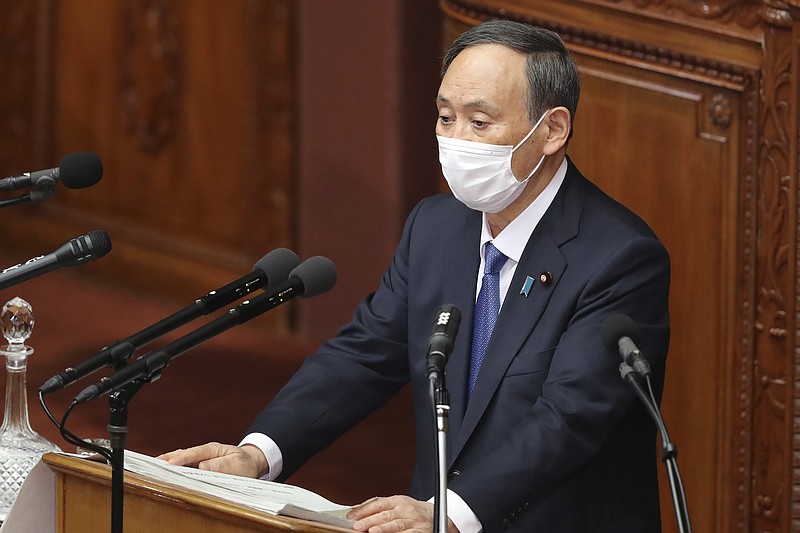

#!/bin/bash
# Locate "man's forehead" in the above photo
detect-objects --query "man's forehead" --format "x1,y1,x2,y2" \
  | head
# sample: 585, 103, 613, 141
448, 43, 527, 72
437, 44, 528, 111
436, 95, 502, 114
443, 45, 526, 86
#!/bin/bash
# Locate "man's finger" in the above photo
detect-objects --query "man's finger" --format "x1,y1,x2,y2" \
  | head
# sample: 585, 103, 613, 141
348, 496, 389, 520
157, 442, 223, 466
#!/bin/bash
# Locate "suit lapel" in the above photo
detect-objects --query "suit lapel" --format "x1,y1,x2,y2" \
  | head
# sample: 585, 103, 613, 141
449, 233, 565, 461
448, 160, 586, 464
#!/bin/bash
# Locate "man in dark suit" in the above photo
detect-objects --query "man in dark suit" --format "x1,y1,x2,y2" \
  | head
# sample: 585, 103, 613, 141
162, 20, 670, 532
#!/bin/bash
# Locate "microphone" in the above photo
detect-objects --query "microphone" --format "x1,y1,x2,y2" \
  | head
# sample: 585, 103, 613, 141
426, 305, 460, 532
0, 152, 103, 191
39, 247, 301, 394
74, 255, 337, 403
0, 230, 112, 291
601, 313, 652, 377
603, 314, 693, 532
260, 255, 337, 301
426, 304, 461, 381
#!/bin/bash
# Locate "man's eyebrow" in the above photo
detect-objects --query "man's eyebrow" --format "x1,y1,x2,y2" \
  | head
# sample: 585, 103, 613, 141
436, 95, 500, 115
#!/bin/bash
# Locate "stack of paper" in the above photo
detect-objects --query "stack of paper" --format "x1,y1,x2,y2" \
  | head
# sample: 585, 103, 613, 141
122, 450, 354, 529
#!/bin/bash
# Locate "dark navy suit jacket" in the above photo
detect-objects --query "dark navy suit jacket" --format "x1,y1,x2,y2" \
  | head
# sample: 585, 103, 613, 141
250, 159, 670, 532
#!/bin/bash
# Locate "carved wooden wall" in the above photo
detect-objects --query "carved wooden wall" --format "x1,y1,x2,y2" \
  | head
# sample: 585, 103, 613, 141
0, 0, 443, 344
0, 0, 296, 329
440, 1, 800, 531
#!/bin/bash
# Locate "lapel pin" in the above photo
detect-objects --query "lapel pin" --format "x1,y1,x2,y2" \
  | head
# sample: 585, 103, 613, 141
539, 271, 553, 286
520, 275, 535, 297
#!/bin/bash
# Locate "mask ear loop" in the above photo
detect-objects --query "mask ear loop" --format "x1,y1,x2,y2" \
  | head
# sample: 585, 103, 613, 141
512, 110, 549, 152
519, 153, 547, 183
512, 110, 549, 182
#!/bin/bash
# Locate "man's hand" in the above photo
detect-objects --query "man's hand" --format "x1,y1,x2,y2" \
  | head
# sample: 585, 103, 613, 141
346, 496, 457, 533
157, 442, 268, 478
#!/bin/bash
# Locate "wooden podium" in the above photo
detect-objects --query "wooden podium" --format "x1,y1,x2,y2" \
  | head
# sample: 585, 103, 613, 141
38, 453, 350, 533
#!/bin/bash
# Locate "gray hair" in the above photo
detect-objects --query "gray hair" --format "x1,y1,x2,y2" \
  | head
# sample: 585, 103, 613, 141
442, 20, 580, 135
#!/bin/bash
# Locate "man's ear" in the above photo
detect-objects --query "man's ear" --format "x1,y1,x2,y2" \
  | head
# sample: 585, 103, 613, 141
543, 107, 571, 155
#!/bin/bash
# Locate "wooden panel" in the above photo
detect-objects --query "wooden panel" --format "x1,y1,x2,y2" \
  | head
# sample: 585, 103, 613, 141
570, 55, 751, 533
46, 453, 349, 532
294, 1, 443, 343
0, 1, 443, 344
0, 0, 296, 330
440, 1, 800, 531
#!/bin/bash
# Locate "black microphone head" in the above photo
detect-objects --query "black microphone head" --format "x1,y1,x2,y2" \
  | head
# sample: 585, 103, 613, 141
601, 313, 638, 353
253, 248, 300, 292
86, 230, 113, 258
54, 230, 112, 267
59, 152, 103, 189
431, 304, 461, 337
53, 230, 111, 267
290, 256, 337, 298
427, 304, 462, 369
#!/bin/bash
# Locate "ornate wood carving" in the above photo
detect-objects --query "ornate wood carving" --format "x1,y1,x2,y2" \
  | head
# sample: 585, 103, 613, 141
709, 93, 734, 129
122, 0, 182, 153
589, 0, 762, 29
740, 72, 761, 533
754, 3, 797, 532
783, 45, 800, 533
442, 0, 763, 40
442, 1, 751, 90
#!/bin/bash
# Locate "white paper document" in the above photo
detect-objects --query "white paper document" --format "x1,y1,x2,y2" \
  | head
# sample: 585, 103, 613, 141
122, 450, 354, 529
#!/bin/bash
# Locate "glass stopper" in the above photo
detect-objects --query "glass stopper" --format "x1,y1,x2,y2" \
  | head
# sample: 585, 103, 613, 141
1, 297, 34, 351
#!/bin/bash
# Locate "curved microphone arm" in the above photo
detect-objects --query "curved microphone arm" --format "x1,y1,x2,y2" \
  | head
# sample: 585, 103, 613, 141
619, 363, 691, 533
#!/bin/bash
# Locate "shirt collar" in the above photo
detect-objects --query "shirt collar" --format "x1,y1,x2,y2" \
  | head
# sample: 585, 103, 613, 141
479, 157, 568, 263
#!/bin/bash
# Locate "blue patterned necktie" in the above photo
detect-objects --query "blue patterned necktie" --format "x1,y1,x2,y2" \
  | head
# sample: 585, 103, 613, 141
468, 241, 509, 399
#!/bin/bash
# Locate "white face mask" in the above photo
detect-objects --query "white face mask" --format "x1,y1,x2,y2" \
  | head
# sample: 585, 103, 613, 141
437, 111, 548, 213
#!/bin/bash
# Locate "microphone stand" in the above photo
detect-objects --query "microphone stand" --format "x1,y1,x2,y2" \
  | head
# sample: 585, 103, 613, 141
70, 258, 335, 532
429, 374, 449, 533
107, 376, 154, 533
619, 363, 691, 533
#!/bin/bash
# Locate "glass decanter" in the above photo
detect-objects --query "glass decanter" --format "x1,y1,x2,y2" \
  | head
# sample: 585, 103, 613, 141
0, 297, 60, 522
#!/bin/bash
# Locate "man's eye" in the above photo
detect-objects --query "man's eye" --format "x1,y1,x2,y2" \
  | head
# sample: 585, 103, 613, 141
439, 115, 453, 124
473, 120, 487, 128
